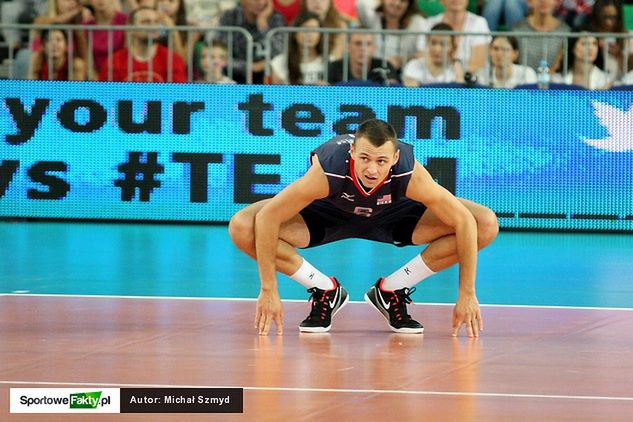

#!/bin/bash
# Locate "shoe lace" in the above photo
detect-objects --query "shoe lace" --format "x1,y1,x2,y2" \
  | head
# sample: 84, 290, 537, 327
390, 287, 416, 321
306, 287, 328, 321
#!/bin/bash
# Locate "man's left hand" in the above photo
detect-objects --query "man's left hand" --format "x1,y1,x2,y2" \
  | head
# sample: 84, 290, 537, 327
452, 294, 483, 337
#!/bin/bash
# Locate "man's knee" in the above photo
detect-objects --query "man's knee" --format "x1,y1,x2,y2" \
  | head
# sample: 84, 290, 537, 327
228, 210, 254, 251
477, 208, 499, 248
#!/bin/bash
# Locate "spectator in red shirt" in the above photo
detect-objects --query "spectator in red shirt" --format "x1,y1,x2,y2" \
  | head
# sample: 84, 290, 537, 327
99, 6, 187, 82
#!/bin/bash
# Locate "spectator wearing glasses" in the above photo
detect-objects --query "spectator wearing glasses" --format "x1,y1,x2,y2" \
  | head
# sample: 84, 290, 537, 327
476, 35, 537, 87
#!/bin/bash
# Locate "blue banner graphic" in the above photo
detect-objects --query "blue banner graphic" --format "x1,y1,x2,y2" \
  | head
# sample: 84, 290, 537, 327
1, 80, 632, 231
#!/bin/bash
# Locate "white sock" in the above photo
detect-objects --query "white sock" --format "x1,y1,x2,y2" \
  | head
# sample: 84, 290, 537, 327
289, 258, 335, 290
381, 254, 435, 291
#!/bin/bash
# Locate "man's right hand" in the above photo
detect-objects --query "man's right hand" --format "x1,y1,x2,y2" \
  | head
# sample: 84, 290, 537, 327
255, 289, 284, 336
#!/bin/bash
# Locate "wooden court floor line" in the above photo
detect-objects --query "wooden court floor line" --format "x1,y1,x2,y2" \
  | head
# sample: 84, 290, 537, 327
2, 293, 633, 311
2, 381, 632, 402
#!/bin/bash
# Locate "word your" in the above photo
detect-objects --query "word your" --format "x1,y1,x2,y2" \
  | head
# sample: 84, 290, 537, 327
4, 98, 204, 145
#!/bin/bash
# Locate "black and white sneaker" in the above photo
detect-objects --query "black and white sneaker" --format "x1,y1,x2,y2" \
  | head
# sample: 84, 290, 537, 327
364, 278, 424, 334
299, 277, 349, 333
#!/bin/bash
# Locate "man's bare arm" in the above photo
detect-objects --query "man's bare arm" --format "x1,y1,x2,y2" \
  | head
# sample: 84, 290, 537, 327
406, 162, 481, 336
253, 159, 329, 334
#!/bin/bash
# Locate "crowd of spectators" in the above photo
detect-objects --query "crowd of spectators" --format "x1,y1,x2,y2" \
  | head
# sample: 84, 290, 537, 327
1, 0, 632, 88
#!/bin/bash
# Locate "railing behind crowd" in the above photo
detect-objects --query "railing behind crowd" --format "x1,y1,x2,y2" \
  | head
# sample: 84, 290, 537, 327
1, 23, 633, 89
0, 24, 253, 83
265, 27, 633, 88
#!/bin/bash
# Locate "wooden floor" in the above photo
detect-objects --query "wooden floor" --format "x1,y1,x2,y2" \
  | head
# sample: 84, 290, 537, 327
1, 294, 632, 421
2, 222, 633, 420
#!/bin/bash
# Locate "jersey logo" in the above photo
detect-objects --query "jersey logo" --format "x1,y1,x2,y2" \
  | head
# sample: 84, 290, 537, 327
377, 194, 392, 205
341, 192, 355, 202
353, 207, 373, 217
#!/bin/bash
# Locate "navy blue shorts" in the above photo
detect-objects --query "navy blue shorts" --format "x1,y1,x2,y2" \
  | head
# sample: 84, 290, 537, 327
299, 199, 427, 248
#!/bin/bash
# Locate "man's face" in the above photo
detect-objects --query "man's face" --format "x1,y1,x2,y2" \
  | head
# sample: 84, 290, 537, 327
428, 34, 453, 66
349, 33, 375, 66
133, 8, 161, 42
350, 136, 399, 188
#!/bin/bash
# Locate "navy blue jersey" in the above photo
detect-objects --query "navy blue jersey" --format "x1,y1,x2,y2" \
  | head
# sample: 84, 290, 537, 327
311, 134, 415, 218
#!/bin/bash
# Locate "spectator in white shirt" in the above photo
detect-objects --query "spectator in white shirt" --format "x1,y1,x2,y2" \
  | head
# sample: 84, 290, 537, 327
476, 35, 537, 88
416, 0, 491, 74
270, 11, 326, 84
356, 0, 428, 73
553, 33, 610, 89
403, 22, 465, 86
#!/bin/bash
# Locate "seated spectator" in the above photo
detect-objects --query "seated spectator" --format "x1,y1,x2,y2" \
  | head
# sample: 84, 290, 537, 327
511, 0, 570, 72
196, 39, 237, 82
29, 28, 87, 80
217, 0, 287, 83
587, 0, 633, 83
178, 1, 238, 78
4, 0, 55, 79
300, 0, 348, 59
482, 0, 529, 30
402, 22, 464, 86
553, 33, 610, 89
327, 31, 398, 84
476, 35, 537, 87
99, 6, 187, 82
417, 0, 491, 74
83, 0, 128, 74
356, 0, 427, 74
270, 11, 326, 84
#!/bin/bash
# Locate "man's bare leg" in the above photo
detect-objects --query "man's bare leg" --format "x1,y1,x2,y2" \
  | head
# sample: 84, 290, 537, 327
229, 199, 310, 276
413, 199, 499, 272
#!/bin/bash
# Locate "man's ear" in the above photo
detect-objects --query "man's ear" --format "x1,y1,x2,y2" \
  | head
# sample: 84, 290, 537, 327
393, 149, 400, 165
